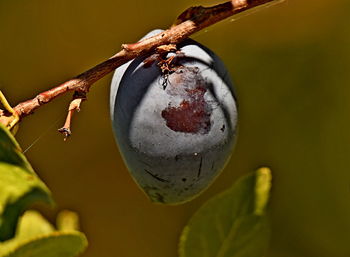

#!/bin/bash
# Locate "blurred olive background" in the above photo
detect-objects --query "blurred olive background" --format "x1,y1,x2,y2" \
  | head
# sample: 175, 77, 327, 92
1, 0, 350, 256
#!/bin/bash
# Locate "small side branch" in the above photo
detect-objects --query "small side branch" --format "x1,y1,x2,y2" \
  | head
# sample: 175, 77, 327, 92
58, 91, 87, 140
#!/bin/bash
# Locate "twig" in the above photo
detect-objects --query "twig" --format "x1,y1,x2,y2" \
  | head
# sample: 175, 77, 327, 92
58, 91, 86, 140
0, 0, 281, 136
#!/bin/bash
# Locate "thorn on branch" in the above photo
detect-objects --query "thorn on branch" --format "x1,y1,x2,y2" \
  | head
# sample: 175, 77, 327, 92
58, 91, 87, 141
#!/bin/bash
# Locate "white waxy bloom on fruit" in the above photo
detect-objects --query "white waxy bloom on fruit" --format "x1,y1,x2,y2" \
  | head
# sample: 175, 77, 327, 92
110, 29, 238, 204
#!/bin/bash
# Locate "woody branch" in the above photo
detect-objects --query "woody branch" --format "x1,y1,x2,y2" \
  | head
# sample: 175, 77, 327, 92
0, 0, 280, 137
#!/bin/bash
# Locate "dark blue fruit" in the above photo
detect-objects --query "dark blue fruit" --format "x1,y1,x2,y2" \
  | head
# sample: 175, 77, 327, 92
110, 29, 238, 204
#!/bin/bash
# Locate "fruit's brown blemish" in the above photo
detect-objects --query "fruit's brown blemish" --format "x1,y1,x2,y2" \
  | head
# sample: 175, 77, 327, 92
161, 67, 212, 134
161, 99, 211, 134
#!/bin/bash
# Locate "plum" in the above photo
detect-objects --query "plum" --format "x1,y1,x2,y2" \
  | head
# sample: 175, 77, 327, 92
110, 29, 238, 204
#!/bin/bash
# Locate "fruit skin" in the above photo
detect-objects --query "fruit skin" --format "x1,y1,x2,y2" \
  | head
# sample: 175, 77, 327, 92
110, 29, 238, 204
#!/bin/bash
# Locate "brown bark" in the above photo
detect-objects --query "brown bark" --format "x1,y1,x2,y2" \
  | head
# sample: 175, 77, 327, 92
0, 0, 280, 129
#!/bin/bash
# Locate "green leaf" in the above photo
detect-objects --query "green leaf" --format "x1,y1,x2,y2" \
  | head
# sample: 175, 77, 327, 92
0, 124, 53, 241
179, 168, 272, 257
0, 123, 32, 173
3, 233, 87, 257
0, 211, 54, 254
0, 211, 88, 257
